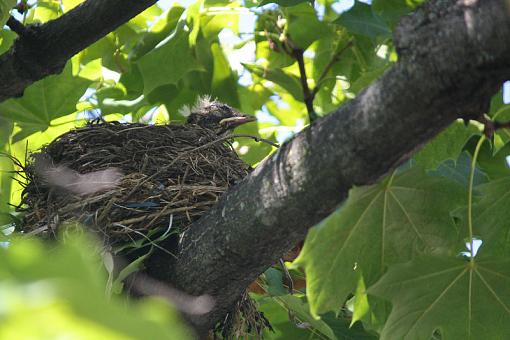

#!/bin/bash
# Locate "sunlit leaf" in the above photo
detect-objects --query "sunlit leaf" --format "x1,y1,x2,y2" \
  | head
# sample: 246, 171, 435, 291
0, 61, 91, 141
186, 0, 204, 46
284, 3, 332, 50
129, 4, 163, 30
258, 0, 310, 6
30, 0, 60, 23
130, 6, 186, 61
201, 3, 239, 39
0, 0, 15, 28
61, 0, 84, 12
0, 144, 14, 214
265, 92, 307, 126
119, 65, 145, 99
238, 83, 272, 115
138, 23, 203, 95
351, 285, 391, 334
243, 63, 303, 101
210, 42, 240, 107
78, 34, 116, 66
256, 40, 295, 69
0, 236, 191, 339
0, 25, 16, 56
99, 95, 148, 116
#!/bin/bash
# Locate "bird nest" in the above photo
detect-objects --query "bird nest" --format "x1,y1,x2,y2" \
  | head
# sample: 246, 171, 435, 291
14, 121, 273, 338
17, 122, 250, 249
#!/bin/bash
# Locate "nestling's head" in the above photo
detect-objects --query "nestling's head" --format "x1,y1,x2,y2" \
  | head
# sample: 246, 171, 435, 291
182, 96, 256, 134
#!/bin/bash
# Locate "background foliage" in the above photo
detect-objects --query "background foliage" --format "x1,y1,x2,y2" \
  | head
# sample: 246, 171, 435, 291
1, 0, 510, 338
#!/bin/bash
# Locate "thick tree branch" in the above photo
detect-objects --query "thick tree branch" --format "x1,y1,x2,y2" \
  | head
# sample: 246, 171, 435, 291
0, 0, 156, 102
144, 0, 510, 334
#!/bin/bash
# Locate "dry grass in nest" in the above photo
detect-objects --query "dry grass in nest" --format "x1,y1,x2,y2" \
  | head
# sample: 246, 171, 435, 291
17, 122, 251, 250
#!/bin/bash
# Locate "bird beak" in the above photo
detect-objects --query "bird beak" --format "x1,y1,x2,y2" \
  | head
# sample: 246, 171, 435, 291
219, 114, 257, 127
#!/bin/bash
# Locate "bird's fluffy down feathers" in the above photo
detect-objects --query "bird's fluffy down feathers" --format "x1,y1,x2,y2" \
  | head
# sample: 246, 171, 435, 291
178, 95, 217, 117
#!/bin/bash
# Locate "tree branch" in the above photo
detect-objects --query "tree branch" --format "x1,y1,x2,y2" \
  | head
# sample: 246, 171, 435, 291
293, 48, 319, 122
0, 0, 156, 102
293, 40, 353, 123
6, 16, 27, 37
144, 0, 510, 334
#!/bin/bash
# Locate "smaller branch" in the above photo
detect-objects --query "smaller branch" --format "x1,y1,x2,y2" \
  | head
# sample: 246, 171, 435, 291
288, 40, 353, 124
495, 121, 510, 129
228, 134, 280, 148
473, 114, 510, 139
278, 258, 294, 294
6, 16, 27, 36
293, 48, 319, 123
476, 114, 496, 138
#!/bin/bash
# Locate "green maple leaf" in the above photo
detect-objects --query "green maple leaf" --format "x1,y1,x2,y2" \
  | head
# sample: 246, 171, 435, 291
372, 0, 424, 27
334, 1, 390, 39
369, 256, 510, 339
284, 3, 332, 50
137, 22, 203, 96
0, 0, 15, 28
242, 63, 304, 101
295, 168, 465, 316
413, 121, 480, 171
258, 0, 310, 7
0, 61, 91, 142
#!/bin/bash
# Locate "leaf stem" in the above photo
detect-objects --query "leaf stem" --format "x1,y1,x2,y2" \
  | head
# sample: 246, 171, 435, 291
468, 135, 485, 261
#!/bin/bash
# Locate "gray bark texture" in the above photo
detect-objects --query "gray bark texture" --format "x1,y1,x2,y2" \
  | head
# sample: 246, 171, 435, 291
151, 0, 510, 334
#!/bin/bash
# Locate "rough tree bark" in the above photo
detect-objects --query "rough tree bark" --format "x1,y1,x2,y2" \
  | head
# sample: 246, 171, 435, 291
1, 0, 510, 337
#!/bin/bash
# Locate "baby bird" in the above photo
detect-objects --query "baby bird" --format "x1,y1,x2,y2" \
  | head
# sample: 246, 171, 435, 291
183, 96, 256, 135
